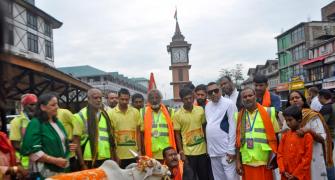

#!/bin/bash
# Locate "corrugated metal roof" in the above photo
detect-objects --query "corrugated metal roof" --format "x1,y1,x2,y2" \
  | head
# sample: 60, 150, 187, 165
57, 65, 107, 77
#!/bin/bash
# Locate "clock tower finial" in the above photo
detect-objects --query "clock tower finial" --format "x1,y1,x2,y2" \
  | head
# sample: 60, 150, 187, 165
167, 11, 192, 101
172, 21, 185, 41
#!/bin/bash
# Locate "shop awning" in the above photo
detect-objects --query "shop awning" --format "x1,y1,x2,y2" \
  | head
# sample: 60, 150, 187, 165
300, 55, 328, 66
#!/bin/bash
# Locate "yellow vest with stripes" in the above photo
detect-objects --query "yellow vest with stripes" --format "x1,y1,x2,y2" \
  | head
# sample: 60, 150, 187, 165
238, 107, 275, 165
76, 107, 111, 160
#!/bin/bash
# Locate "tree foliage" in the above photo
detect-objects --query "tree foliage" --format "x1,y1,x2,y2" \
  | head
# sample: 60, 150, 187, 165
219, 64, 245, 88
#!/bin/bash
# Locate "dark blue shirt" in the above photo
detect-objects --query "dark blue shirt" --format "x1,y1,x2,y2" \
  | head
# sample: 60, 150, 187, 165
257, 92, 281, 112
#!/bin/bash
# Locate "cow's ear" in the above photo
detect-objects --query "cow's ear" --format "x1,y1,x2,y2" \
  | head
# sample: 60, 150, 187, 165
143, 167, 153, 179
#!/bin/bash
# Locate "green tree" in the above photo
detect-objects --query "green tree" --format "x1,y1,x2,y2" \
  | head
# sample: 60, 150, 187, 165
219, 64, 245, 89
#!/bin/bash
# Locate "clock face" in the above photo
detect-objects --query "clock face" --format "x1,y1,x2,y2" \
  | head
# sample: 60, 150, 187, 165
171, 48, 187, 63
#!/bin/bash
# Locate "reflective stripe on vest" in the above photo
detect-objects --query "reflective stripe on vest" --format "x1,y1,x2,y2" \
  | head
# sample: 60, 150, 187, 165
151, 131, 169, 136
152, 124, 168, 128
240, 107, 273, 164
77, 108, 111, 160
240, 137, 268, 144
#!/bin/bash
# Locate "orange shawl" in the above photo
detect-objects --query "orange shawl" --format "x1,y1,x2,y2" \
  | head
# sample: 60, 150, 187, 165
236, 103, 277, 152
193, 99, 209, 106
144, 104, 176, 157
48, 168, 107, 179
165, 160, 183, 180
262, 89, 271, 107
301, 108, 334, 167
173, 161, 183, 180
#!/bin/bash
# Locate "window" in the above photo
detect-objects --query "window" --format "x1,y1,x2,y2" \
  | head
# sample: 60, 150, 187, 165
280, 69, 289, 83
27, 12, 37, 30
178, 69, 183, 81
292, 44, 306, 61
329, 64, 335, 77
27, 32, 38, 53
308, 67, 324, 81
292, 64, 303, 76
309, 50, 313, 59
326, 43, 333, 54
44, 23, 51, 37
291, 27, 305, 44
45, 40, 52, 58
92, 76, 100, 82
313, 49, 318, 58
5, 23, 14, 45
4, 0, 12, 18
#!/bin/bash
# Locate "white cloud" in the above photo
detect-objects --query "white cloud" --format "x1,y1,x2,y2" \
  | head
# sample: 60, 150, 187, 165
37, 0, 330, 98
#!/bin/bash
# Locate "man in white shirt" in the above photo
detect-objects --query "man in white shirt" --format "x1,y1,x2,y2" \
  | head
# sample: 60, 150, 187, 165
205, 82, 238, 180
219, 76, 242, 110
308, 87, 323, 112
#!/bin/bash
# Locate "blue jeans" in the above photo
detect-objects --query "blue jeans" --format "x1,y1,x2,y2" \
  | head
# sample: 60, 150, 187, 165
327, 167, 335, 180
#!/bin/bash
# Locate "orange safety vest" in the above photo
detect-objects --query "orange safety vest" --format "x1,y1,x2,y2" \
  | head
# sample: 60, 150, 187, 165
144, 104, 176, 157
236, 103, 277, 153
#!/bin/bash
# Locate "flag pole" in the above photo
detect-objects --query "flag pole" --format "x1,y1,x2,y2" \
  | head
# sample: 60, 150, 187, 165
174, 7, 178, 22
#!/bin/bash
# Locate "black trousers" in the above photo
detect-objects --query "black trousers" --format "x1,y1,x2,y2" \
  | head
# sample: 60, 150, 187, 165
119, 158, 137, 169
186, 154, 213, 180
69, 157, 80, 172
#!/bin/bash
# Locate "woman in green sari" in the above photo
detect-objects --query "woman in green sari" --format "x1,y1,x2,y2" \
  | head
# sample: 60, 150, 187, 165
21, 93, 70, 178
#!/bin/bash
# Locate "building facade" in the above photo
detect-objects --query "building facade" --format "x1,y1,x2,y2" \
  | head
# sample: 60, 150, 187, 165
276, 21, 335, 99
302, 36, 335, 90
242, 60, 279, 93
0, 0, 91, 127
264, 60, 280, 91
2, 0, 62, 67
241, 68, 256, 88
322, 1, 335, 21
58, 65, 148, 97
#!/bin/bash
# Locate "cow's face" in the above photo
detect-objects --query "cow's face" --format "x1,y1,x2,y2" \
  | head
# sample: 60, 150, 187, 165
137, 158, 171, 180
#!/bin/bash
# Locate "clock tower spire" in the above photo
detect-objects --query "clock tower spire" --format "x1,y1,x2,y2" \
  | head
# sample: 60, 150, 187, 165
167, 15, 192, 101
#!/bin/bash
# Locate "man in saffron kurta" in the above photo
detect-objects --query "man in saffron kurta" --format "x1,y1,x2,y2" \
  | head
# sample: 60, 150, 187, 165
140, 89, 176, 161
253, 74, 281, 112
235, 87, 280, 180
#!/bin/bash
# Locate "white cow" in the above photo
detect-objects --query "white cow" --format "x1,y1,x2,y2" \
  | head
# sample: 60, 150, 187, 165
47, 157, 171, 180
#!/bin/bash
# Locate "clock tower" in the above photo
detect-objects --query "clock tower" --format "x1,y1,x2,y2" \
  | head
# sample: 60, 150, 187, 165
167, 19, 191, 101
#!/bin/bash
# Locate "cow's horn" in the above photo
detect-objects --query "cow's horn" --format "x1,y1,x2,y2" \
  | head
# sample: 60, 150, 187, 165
129, 149, 139, 158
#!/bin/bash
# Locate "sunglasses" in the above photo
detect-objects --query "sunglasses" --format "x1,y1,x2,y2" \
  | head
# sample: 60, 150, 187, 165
207, 88, 220, 95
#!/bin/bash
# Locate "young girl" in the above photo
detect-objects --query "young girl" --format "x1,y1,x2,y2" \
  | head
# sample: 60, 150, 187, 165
277, 105, 313, 180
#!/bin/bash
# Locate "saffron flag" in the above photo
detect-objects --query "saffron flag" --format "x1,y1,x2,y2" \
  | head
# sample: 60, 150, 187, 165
148, 72, 157, 92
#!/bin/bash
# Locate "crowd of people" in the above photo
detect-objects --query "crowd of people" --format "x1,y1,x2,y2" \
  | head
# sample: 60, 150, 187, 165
0, 73, 335, 180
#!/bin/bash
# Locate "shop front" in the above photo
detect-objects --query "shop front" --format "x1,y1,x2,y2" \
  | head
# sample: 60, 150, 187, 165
289, 76, 306, 96
323, 76, 335, 90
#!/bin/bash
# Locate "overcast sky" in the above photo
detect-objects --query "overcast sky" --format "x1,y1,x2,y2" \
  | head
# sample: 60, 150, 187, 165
37, 0, 331, 99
